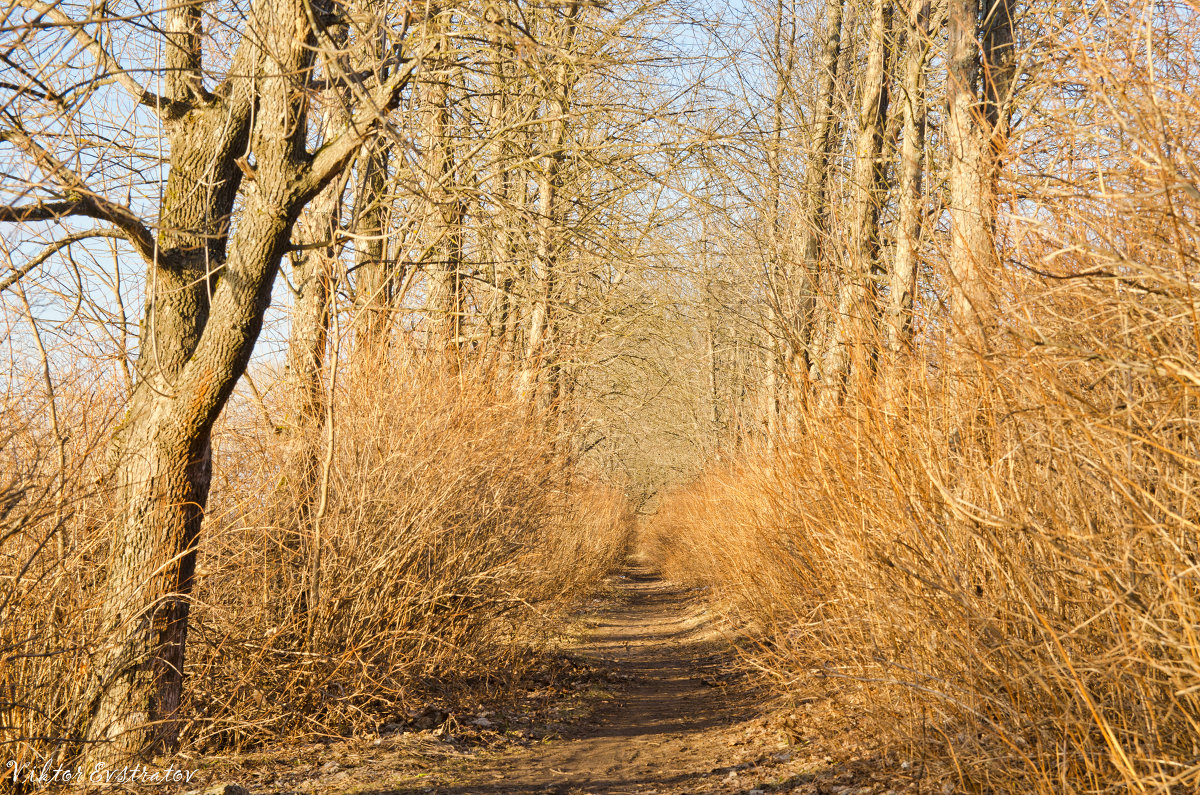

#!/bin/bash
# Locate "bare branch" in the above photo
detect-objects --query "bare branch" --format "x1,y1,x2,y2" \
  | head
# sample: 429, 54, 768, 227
0, 125, 158, 263
300, 48, 431, 202
0, 197, 157, 264
0, 228, 126, 293
12, 0, 193, 117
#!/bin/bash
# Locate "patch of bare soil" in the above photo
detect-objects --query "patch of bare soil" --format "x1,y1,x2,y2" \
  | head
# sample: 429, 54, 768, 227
172, 563, 924, 795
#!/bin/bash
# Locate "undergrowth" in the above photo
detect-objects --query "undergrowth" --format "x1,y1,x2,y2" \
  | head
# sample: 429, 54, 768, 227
647, 4, 1200, 791
0, 356, 631, 770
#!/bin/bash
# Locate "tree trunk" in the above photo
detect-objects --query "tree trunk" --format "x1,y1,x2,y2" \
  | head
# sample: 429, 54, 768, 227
946, 0, 1014, 348
286, 86, 349, 629
518, 6, 579, 403
290, 104, 348, 429
421, 18, 465, 361
85, 0, 256, 760
486, 15, 516, 370
345, 0, 396, 363
796, 0, 845, 386
83, 0, 418, 761
820, 0, 892, 403
353, 138, 392, 358
886, 0, 933, 353
764, 0, 793, 431
708, 323, 721, 438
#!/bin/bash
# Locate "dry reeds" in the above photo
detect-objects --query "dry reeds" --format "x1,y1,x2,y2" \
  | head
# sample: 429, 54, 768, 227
647, 2, 1200, 792
0, 355, 630, 773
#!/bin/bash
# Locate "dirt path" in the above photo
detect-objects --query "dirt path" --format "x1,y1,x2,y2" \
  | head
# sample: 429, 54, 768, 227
361, 561, 839, 795
433, 563, 763, 794
187, 564, 899, 795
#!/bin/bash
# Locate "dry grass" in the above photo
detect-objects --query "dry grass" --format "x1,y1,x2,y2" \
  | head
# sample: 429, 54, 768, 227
647, 3, 1200, 793
185, 354, 631, 749
0, 374, 119, 783
649, 318, 1200, 793
0, 354, 631, 773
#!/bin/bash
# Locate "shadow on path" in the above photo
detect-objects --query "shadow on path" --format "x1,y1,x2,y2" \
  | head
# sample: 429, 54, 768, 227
383, 560, 762, 794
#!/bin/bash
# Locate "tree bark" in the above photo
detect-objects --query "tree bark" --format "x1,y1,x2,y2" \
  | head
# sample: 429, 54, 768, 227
796, 0, 845, 386
886, 0, 933, 353
946, 0, 1014, 349
484, 10, 516, 370
820, 0, 892, 403
85, 4, 256, 761
420, 15, 465, 362
764, 0, 795, 432
285, 76, 351, 630
82, 0, 421, 762
519, 6, 580, 404
352, 137, 393, 358
290, 98, 349, 429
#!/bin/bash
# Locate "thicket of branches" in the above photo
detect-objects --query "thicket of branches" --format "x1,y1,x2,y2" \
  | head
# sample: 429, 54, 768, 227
2, 0, 1199, 789
649, 0, 1200, 792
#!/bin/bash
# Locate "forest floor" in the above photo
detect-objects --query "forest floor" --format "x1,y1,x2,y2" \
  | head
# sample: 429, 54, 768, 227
171, 560, 920, 795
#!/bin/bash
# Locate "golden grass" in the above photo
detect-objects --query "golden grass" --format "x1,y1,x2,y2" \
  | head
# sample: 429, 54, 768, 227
648, 4, 1200, 791
649, 333, 1200, 792
0, 355, 631, 772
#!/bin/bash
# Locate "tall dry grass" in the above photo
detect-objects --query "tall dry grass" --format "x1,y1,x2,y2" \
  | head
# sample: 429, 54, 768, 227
185, 355, 631, 748
0, 354, 630, 774
648, 2, 1200, 792
0, 372, 120, 785
649, 346, 1199, 791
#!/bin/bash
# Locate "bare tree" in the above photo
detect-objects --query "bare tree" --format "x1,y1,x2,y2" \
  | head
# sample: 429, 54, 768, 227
0, 0, 425, 762
418, 10, 466, 360
820, 0, 893, 401
762, 0, 797, 435
796, 0, 846, 386
518, 4, 582, 404
886, 0, 935, 353
946, 0, 1015, 348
